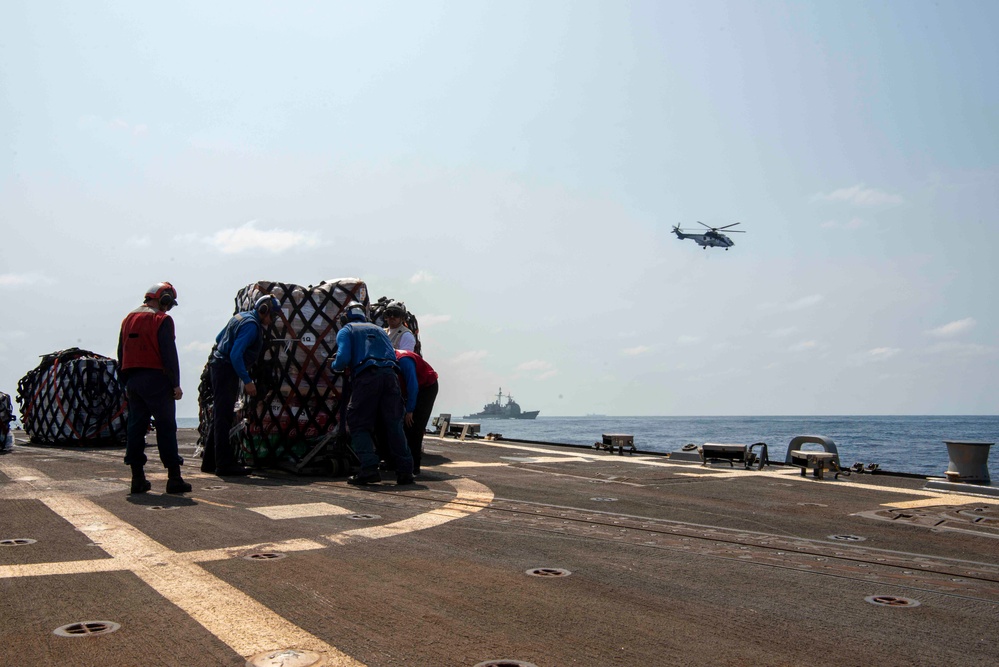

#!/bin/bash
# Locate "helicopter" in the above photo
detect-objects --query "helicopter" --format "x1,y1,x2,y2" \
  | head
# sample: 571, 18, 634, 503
672, 221, 745, 250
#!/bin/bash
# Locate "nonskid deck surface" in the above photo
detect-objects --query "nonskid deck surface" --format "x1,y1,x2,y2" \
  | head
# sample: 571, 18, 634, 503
1, 430, 997, 667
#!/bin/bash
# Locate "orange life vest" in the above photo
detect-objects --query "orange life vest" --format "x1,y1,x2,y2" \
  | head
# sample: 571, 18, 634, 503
120, 306, 168, 370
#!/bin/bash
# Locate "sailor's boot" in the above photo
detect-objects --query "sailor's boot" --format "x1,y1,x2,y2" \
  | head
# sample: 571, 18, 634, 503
165, 465, 192, 494
130, 465, 151, 494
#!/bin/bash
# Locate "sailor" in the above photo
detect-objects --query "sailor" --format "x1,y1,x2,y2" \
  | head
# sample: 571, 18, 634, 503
204, 294, 279, 476
382, 300, 417, 352
331, 302, 415, 485
395, 349, 439, 475
117, 282, 191, 494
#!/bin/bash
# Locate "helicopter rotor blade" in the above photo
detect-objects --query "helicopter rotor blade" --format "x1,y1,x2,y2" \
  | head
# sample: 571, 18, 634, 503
696, 221, 712, 230
717, 222, 741, 230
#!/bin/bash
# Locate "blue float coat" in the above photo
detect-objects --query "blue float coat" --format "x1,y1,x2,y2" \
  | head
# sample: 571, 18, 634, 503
213, 311, 264, 384
331, 322, 398, 376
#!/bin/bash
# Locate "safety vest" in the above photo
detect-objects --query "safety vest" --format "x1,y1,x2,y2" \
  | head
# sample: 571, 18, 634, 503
213, 311, 264, 369
120, 306, 168, 370
386, 325, 415, 350
395, 350, 438, 387
336, 322, 396, 375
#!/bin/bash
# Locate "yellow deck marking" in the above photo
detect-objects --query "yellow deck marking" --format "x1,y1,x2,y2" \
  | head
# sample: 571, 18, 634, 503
464, 439, 726, 469
442, 438, 999, 506
184, 538, 328, 562
501, 456, 594, 464
0, 461, 494, 664
0, 464, 364, 666
439, 461, 508, 468
328, 478, 494, 543
250, 502, 353, 520
880, 497, 998, 509
189, 497, 237, 508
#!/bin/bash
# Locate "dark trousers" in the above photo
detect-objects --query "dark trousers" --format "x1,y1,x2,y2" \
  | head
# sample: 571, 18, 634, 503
346, 367, 413, 475
123, 369, 181, 468
205, 361, 240, 472
405, 381, 438, 470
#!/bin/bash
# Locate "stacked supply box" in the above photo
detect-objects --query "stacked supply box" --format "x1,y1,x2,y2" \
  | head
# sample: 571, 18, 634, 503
16, 348, 127, 444
198, 279, 368, 472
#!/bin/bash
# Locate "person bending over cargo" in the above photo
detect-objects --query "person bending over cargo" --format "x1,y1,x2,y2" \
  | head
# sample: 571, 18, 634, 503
395, 349, 439, 475
204, 295, 278, 476
117, 282, 191, 494
331, 302, 415, 486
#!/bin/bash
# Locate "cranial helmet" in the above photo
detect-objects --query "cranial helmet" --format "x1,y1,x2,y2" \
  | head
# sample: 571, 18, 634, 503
384, 300, 406, 317
254, 295, 280, 318
145, 282, 178, 307
344, 301, 368, 322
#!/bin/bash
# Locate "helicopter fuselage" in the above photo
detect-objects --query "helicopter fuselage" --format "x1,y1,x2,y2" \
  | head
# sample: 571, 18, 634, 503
673, 229, 734, 249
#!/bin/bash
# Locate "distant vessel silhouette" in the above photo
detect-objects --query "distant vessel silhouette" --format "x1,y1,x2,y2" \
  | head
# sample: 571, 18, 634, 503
465, 388, 539, 420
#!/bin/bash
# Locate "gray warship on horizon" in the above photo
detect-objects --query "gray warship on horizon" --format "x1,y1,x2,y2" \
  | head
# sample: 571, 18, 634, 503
464, 388, 539, 420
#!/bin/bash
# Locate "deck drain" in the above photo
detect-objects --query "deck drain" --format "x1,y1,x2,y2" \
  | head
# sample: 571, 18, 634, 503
474, 662, 539, 667
53, 620, 121, 637
147, 506, 179, 511
526, 567, 571, 577
244, 552, 287, 561
93, 477, 120, 482
349, 514, 381, 521
590, 497, 617, 502
0, 538, 37, 546
798, 502, 827, 507
202, 485, 227, 490
247, 648, 323, 666
829, 534, 866, 542
865, 595, 920, 607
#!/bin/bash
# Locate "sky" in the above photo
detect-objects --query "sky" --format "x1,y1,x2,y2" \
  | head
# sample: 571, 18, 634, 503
1, 0, 997, 418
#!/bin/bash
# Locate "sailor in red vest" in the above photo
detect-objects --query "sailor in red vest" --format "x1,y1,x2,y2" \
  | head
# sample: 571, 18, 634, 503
117, 282, 191, 494
395, 349, 439, 475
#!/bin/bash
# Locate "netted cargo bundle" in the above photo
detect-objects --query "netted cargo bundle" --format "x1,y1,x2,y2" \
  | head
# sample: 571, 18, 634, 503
371, 295, 422, 355
1, 391, 13, 436
198, 279, 368, 472
16, 348, 127, 445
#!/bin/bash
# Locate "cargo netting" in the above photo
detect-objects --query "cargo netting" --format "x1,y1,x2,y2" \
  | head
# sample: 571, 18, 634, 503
197, 279, 369, 473
16, 347, 128, 445
1, 391, 13, 437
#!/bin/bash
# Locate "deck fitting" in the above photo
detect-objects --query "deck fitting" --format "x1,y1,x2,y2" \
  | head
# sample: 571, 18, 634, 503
244, 552, 287, 561
474, 661, 539, 667
865, 595, 920, 607
525, 567, 571, 577
829, 534, 867, 542
0, 538, 36, 546
590, 497, 617, 502
247, 648, 323, 666
53, 621, 121, 637
348, 514, 381, 520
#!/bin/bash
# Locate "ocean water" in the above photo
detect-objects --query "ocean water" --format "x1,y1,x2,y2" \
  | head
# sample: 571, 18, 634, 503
178, 415, 999, 479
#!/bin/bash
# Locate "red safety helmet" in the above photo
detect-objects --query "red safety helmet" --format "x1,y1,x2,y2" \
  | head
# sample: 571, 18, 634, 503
144, 282, 178, 308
